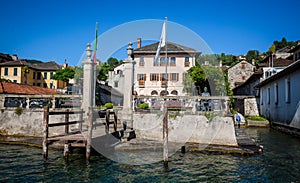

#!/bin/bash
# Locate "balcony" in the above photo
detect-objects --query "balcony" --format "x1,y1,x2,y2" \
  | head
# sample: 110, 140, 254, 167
139, 80, 145, 88
161, 80, 167, 88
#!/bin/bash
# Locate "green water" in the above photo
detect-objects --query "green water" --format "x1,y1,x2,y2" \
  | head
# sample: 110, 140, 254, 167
1, 128, 300, 182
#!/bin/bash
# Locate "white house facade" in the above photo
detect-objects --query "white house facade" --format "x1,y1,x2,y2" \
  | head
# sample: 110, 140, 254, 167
257, 60, 300, 130
108, 41, 201, 96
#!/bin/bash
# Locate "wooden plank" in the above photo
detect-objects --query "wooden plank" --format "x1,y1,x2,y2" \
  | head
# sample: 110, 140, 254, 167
48, 120, 83, 127
48, 110, 85, 115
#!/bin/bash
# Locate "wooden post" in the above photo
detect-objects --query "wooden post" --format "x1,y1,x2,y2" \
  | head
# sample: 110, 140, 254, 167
43, 106, 49, 160
113, 111, 117, 132
65, 109, 69, 134
163, 104, 168, 168
63, 143, 70, 160
79, 109, 83, 131
86, 107, 93, 161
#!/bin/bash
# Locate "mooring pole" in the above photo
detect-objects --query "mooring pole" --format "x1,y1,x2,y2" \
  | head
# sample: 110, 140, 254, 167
163, 102, 169, 168
86, 107, 93, 161
43, 106, 49, 160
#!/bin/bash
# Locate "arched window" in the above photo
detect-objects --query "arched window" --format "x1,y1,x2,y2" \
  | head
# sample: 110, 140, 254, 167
151, 90, 158, 96
171, 90, 178, 96
160, 90, 169, 96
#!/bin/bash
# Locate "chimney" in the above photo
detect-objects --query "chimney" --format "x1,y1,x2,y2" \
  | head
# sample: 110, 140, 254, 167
137, 38, 141, 49
63, 59, 68, 68
12, 54, 18, 61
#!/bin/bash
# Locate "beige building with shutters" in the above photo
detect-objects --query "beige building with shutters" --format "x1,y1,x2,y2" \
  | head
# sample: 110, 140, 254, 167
108, 40, 201, 96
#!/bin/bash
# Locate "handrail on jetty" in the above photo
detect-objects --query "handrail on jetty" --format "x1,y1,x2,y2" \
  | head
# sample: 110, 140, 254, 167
42, 106, 93, 160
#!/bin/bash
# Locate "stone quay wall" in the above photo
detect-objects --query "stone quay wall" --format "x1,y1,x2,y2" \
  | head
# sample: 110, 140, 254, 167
0, 109, 82, 136
133, 113, 237, 146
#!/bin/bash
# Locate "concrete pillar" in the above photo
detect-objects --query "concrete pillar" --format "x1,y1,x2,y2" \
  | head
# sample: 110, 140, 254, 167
82, 43, 96, 113
119, 42, 135, 129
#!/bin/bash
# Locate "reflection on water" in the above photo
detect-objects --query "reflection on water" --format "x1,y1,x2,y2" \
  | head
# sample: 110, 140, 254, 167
1, 128, 300, 182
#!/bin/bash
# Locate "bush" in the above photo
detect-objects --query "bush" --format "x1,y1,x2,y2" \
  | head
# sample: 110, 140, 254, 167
138, 103, 149, 109
15, 107, 23, 116
246, 116, 267, 121
104, 102, 113, 109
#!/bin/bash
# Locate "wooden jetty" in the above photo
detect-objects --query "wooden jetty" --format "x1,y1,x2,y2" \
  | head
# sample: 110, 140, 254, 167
42, 106, 120, 160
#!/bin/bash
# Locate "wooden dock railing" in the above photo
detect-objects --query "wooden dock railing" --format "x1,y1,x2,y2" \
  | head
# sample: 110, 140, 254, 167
42, 106, 94, 160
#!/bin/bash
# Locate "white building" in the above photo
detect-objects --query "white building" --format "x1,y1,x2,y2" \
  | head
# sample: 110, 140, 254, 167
257, 60, 300, 130
108, 40, 201, 96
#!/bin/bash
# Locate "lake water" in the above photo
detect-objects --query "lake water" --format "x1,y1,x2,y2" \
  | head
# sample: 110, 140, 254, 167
1, 128, 300, 182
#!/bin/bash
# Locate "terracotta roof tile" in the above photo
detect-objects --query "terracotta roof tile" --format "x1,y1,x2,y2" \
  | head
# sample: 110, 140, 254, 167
0, 82, 59, 95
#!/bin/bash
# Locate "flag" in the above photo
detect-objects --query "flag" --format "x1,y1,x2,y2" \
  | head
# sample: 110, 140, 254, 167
154, 21, 166, 64
92, 22, 98, 62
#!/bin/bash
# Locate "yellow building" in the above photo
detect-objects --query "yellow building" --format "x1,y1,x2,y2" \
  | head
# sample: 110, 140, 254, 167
0, 60, 67, 89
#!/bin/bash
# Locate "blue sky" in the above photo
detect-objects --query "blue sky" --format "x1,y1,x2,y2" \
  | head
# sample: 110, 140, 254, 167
0, 0, 299, 66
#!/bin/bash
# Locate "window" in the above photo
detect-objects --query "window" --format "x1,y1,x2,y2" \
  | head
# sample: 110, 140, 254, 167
151, 90, 158, 96
170, 73, 179, 81
37, 72, 41, 80
182, 72, 189, 80
137, 74, 146, 81
50, 72, 53, 79
184, 57, 190, 67
139, 57, 145, 66
13, 68, 18, 76
160, 73, 168, 81
295, 52, 300, 61
160, 57, 168, 66
267, 87, 270, 104
171, 90, 178, 96
170, 57, 176, 66
33, 72, 36, 79
50, 83, 53, 89
274, 83, 278, 105
114, 81, 118, 88
43, 83, 48, 88
153, 57, 159, 66
13, 80, 17, 83
241, 63, 246, 69
4, 68, 8, 76
33, 83, 36, 86
150, 73, 160, 81
37, 83, 41, 86
285, 78, 291, 103
44, 72, 47, 79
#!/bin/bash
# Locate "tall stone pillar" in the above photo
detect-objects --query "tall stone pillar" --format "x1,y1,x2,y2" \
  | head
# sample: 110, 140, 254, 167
119, 42, 135, 129
82, 43, 96, 113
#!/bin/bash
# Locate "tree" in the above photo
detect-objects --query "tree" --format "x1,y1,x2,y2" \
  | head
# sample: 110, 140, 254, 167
107, 57, 119, 67
97, 62, 111, 81
273, 37, 297, 51
51, 67, 75, 84
74, 66, 83, 80
246, 50, 261, 63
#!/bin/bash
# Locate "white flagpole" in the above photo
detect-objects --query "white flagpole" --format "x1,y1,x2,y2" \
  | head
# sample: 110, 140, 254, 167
164, 17, 168, 94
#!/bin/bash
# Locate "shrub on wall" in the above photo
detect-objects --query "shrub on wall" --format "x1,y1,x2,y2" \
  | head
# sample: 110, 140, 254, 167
104, 102, 113, 109
138, 103, 149, 109
15, 107, 23, 116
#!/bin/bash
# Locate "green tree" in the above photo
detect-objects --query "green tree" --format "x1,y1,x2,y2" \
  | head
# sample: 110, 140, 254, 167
51, 67, 75, 84
273, 37, 297, 51
182, 74, 195, 96
246, 50, 261, 63
97, 62, 111, 81
107, 57, 120, 67
74, 66, 83, 80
